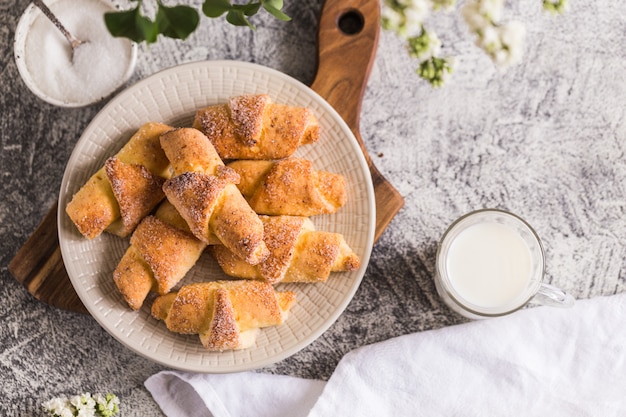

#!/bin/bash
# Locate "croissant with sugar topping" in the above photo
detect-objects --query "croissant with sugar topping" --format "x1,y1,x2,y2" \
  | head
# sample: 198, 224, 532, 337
192, 94, 319, 160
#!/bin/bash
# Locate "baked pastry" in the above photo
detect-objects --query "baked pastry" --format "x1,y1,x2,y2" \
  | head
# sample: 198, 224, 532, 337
65, 122, 173, 239
160, 127, 269, 265
212, 215, 360, 284
113, 201, 207, 310
192, 94, 319, 160
151, 280, 296, 351
228, 158, 347, 216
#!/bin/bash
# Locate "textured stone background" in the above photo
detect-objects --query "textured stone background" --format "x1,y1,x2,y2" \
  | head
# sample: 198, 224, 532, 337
1, 0, 625, 415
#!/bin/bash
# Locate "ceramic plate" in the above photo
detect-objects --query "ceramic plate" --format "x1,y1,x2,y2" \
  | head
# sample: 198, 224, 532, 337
58, 60, 375, 372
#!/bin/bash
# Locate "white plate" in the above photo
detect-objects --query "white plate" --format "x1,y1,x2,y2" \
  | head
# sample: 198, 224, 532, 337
58, 60, 376, 372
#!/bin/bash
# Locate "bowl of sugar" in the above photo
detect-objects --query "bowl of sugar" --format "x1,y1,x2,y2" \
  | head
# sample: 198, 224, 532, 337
14, 0, 137, 107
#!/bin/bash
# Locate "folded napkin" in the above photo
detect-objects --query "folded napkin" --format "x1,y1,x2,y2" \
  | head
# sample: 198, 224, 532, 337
145, 293, 626, 417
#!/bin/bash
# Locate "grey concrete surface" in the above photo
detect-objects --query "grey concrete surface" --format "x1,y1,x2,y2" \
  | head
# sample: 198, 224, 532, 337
1, 0, 624, 415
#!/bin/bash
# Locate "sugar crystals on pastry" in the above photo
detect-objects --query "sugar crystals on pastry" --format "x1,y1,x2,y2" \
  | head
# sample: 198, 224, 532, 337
160, 127, 269, 265
213, 215, 360, 284
65, 122, 172, 239
112, 201, 207, 310
151, 280, 296, 351
228, 157, 347, 216
192, 94, 319, 160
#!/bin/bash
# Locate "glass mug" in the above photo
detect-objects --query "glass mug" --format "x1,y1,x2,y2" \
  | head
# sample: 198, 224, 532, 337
435, 209, 575, 319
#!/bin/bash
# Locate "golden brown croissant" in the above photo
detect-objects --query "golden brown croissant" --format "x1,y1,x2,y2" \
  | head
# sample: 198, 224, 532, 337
228, 158, 347, 216
160, 127, 269, 265
151, 280, 296, 351
212, 215, 360, 284
66, 122, 173, 239
192, 94, 319, 160
113, 201, 207, 310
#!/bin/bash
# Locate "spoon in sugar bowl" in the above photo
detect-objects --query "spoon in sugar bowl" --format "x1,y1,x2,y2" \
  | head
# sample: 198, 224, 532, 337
32, 0, 87, 58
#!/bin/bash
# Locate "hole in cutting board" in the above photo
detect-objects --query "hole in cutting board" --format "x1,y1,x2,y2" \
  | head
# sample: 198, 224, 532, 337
337, 10, 364, 35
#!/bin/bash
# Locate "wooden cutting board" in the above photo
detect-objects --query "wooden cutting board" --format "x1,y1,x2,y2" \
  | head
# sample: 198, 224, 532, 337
8, 0, 404, 315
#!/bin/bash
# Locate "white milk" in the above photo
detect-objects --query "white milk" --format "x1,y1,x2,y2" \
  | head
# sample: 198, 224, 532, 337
445, 222, 532, 308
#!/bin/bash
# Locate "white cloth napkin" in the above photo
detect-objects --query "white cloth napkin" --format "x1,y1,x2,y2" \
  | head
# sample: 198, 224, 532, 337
145, 293, 626, 417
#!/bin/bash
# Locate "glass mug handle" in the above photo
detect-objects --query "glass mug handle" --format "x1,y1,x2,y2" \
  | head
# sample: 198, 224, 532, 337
532, 283, 575, 308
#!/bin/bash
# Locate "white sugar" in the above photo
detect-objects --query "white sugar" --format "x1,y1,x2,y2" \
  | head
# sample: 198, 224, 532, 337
24, 0, 134, 105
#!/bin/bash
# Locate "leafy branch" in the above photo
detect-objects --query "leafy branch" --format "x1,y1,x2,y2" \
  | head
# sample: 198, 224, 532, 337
104, 0, 291, 44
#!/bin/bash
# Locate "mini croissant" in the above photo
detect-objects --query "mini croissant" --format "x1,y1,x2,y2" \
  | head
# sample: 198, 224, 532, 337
66, 122, 172, 239
227, 158, 347, 216
192, 94, 319, 160
113, 201, 207, 310
212, 215, 360, 284
160, 127, 269, 265
151, 280, 296, 351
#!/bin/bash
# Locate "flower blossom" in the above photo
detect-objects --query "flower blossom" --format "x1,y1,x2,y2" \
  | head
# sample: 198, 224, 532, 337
382, 0, 457, 87
43, 392, 120, 417
382, 0, 431, 37
543, 0, 568, 14
461, 0, 526, 69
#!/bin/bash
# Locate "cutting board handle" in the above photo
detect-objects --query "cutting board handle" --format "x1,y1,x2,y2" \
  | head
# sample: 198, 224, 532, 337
311, 0, 404, 241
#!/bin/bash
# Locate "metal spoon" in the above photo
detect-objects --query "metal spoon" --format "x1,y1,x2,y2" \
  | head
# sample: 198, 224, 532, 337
32, 0, 87, 57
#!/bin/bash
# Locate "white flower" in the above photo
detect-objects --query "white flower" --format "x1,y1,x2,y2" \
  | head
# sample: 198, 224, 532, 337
461, 0, 526, 69
432, 0, 457, 11
59, 409, 74, 417
479, 25, 502, 51
498, 21, 525, 66
83, 394, 96, 410
77, 408, 97, 417
543, 0, 569, 14
421, 31, 442, 60
381, 6, 403, 31
461, 3, 488, 31
70, 394, 83, 408
405, 0, 432, 18
43, 397, 67, 413
382, 0, 432, 38
478, 0, 504, 21
43, 392, 120, 417
499, 20, 526, 47
381, 0, 554, 86
493, 49, 509, 66
404, 6, 429, 37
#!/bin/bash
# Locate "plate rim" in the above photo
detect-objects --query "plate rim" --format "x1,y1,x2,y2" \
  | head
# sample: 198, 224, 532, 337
58, 59, 376, 373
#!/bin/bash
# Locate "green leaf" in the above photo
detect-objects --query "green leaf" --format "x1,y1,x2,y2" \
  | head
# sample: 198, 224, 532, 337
263, 0, 284, 10
104, 5, 158, 43
233, 2, 262, 17
156, 3, 200, 40
226, 9, 254, 28
203, 0, 232, 18
262, 2, 291, 21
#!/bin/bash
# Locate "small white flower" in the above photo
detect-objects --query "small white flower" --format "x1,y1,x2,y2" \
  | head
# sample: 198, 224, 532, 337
44, 392, 120, 417
479, 25, 501, 51
461, 3, 488, 31
422, 31, 442, 60
432, 0, 457, 12
478, 0, 504, 22
59, 408, 74, 417
43, 397, 68, 414
70, 394, 83, 409
403, 4, 431, 37
381, 6, 403, 31
77, 408, 97, 417
83, 395, 96, 409
493, 49, 509, 66
499, 21, 525, 47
